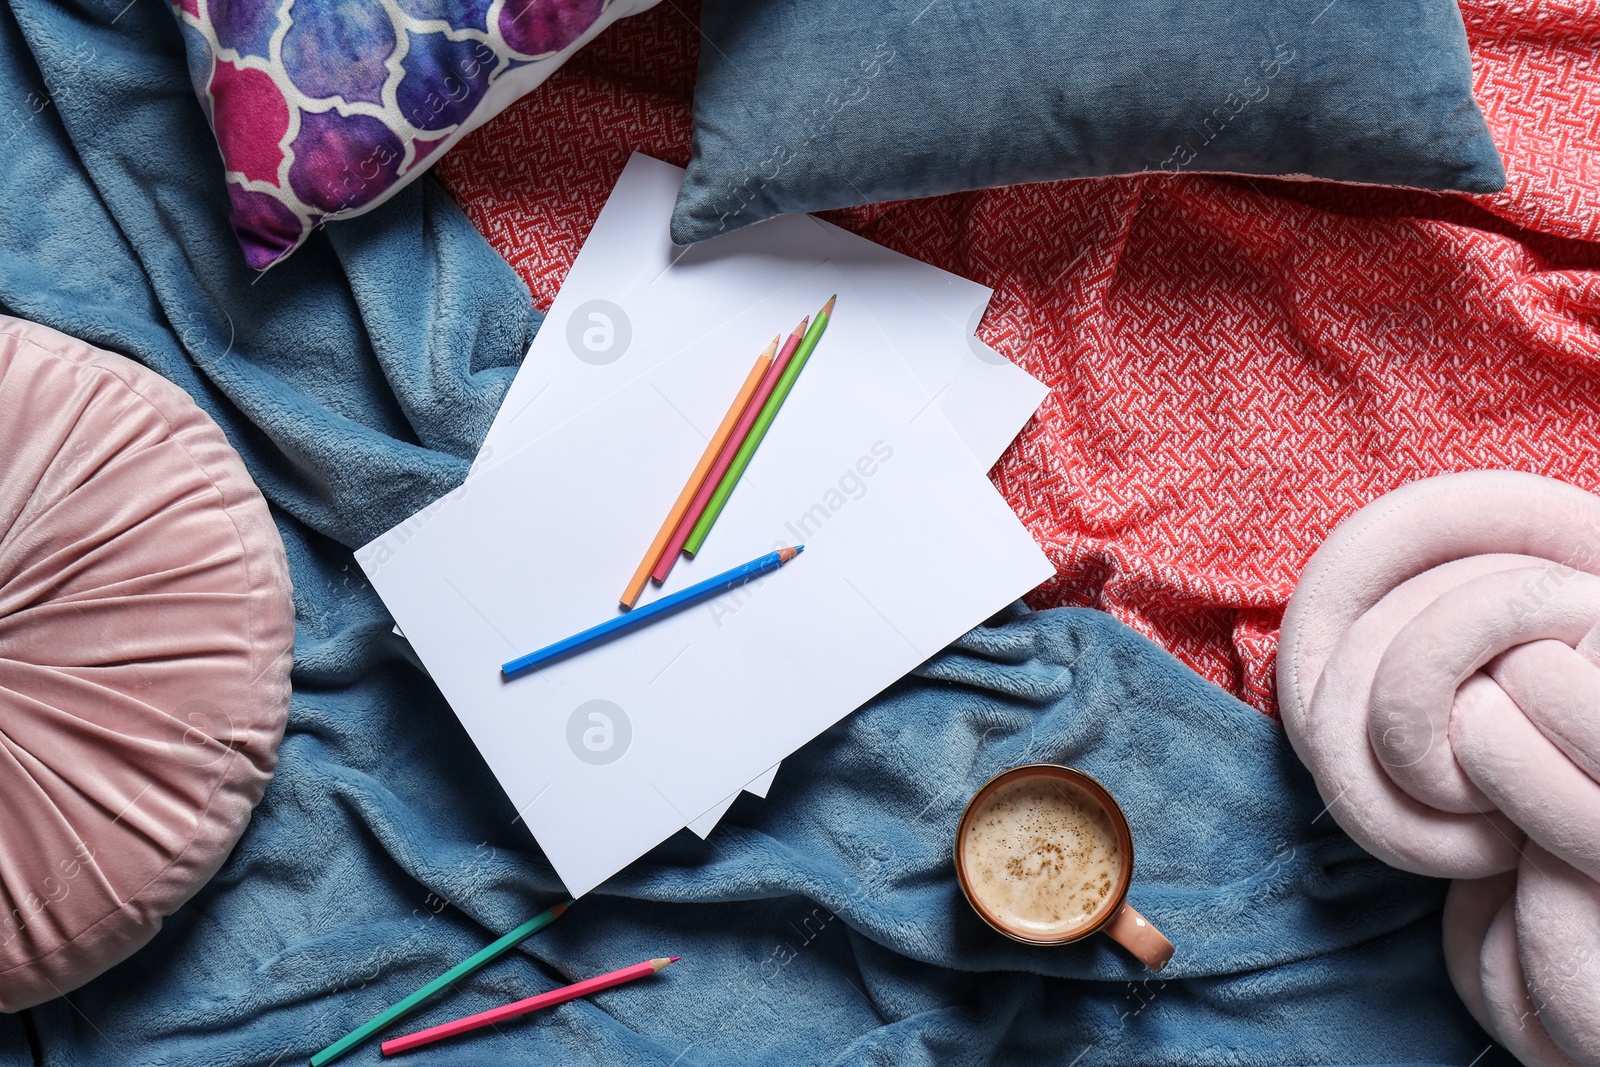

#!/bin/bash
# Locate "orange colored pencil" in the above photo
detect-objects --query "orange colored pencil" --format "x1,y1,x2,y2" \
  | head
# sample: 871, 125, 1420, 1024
381, 957, 679, 1055
619, 339, 776, 609
651, 315, 809, 585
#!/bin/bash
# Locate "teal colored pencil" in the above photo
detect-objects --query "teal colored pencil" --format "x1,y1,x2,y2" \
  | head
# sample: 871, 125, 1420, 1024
683, 295, 835, 555
308, 900, 572, 1066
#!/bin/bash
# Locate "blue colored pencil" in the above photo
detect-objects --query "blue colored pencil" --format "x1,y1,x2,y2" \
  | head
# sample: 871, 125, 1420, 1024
501, 546, 803, 679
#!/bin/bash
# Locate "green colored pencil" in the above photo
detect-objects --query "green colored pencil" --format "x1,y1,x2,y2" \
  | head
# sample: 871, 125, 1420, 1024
683, 295, 835, 555
308, 899, 572, 1066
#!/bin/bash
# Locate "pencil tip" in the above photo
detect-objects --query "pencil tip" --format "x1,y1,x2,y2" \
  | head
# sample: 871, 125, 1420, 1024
821, 295, 836, 316
652, 956, 681, 971
793, 315, 809, 336
549, 901, 570, 917
779, 545, 803, 563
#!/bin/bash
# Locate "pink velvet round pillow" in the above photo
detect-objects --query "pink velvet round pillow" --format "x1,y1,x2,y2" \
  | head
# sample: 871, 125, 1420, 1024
0, 316, 294, 1011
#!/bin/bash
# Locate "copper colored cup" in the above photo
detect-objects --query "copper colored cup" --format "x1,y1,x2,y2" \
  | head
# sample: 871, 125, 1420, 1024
954, 764, 1174, 971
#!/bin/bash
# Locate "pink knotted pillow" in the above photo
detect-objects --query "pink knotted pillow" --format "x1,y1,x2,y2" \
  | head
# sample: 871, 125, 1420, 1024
1278, 471, 1600, 1067
0, 317, 294, 1011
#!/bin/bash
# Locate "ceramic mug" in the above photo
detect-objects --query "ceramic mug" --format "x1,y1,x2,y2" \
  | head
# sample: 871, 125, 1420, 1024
954, 763, 1174, 970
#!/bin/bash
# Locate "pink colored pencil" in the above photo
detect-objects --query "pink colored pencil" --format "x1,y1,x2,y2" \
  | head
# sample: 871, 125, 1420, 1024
651, 315, 808, 584
381, 957, 679, 1055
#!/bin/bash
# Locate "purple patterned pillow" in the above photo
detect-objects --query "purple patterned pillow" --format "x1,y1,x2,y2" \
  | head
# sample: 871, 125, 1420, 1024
169, 0, 659, 269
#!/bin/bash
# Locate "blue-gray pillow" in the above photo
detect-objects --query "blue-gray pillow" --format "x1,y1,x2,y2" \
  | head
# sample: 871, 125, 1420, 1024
670, 0, 1505, 244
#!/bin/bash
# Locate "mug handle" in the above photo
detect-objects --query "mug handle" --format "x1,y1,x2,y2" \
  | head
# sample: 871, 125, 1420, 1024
1103, 903, 1174, 971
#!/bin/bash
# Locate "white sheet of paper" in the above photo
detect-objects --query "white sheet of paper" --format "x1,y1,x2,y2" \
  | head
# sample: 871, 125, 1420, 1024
362, 269, 1052, 895
686, 797, 736, 839
386, 157, 1047, 832
744, 764, 779, 797
469, 154, 1045, 825
477, 154, 1045, 475
395, 281, 1041, 820
684, 762, 778, 839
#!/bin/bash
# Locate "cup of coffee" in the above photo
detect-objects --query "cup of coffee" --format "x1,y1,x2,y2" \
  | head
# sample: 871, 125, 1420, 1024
954, 764, 1173, 970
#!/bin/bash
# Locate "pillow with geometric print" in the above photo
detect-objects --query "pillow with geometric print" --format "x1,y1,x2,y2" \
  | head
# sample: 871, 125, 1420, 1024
167, 0, 660, 270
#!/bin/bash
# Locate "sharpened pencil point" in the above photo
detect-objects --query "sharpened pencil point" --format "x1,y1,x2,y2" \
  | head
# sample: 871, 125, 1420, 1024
791, 315, 809, 338
550, 900, 572, 918
778, 546, 802, 563
820, 295, 836, 318
652, 956, 681, 971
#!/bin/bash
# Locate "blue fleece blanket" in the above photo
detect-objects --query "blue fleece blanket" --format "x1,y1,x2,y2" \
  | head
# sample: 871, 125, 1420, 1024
0, 2, 1509, 1064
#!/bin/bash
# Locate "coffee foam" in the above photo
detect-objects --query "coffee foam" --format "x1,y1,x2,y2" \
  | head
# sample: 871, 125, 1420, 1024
963, 776, 1123, 938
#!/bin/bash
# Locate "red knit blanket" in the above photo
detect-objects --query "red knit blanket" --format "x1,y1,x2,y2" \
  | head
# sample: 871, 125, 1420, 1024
437, 0, 1600, 714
